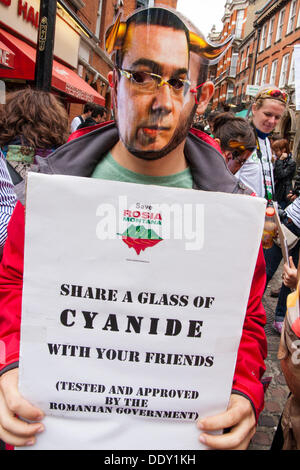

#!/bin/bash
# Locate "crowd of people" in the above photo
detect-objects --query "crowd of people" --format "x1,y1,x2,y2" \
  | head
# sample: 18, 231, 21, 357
0, 5, 299, 451
202, 92, 300, 337
70, 102, 107, 132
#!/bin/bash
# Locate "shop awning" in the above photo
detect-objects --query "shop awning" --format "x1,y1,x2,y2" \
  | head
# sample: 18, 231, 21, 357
51, 61, 105, 105
0, 29, 105, 105
0, 40, 14, 69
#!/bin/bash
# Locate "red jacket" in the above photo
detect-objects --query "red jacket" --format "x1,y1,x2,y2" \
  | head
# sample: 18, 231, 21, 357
0, 124, 267, 423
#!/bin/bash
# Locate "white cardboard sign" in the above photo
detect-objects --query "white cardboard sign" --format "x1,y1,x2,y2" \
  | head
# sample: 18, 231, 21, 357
18, 173, 266, 449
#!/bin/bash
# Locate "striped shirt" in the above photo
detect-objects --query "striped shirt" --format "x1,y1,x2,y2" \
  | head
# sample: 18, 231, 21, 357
0, 150, 17, 247
285, 196, 300, 229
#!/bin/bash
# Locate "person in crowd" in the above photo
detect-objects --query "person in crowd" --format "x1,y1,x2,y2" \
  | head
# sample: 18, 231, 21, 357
273, 139, 296, 209
0, 88, 68, 255
212, 112, 256, 174
269, 133, 282, 156
70, 102, 95, 133
222, 104, 231, 113
264, 192, 300, 333
205, 110, 220, 136
271, 268, 300, 450
236, 86, 288, 201
0, 88, 69, 183
287, 157, 300, 204
192, 120, 206, 133
0, 153, 16, 257
76, 105, 107, 130
281, 255, 298, 291
0, 6, 267, 450
235, 86, 288, 333
269, 134, 282, 145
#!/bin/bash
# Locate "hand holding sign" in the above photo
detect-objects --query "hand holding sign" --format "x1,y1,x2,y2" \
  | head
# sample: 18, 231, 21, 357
0, 369, 44, 447
283, 256, 298, 289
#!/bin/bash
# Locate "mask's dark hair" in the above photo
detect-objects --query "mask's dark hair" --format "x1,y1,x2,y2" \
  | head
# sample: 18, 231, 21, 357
213, 112, 256, 151
0, 87, 69, 149
114, 8, 208, 104
115, 8, 190, 69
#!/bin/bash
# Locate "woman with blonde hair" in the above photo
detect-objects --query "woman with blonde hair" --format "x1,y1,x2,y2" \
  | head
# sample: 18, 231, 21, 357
235, 86, 289, 334
236, 85, 288, 201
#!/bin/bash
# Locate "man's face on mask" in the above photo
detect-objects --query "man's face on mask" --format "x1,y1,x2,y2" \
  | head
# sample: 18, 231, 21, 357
113, 23, 200, 160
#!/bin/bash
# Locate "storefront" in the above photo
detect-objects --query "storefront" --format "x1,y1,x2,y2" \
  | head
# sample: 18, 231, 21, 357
0, 0, 105, 106
0, 40, 14, 69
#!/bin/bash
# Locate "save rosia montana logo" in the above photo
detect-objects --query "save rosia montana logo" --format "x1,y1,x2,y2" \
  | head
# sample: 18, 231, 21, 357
96, 196, 204, 253
118, 225, 163, 255
117, 206, 163, 254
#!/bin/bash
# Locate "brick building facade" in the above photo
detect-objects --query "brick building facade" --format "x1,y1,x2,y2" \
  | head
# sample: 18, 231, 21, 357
210, 0, 300, 158
212, 0, 249, 111
233, 0, 266, 107
249, 0, 300, 156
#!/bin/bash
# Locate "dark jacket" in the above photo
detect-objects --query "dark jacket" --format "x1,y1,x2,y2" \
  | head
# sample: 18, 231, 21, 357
13, 122, 253, 204
76, 117, 98, 130
274, 154, 296, 204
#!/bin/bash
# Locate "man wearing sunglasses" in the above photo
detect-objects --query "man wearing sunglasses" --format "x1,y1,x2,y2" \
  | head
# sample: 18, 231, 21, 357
0, 7, 267, 450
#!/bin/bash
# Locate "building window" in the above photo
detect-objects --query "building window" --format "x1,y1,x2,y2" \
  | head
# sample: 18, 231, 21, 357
270, 59, 278, 85
276, 8, 286, 41
287, 0, 297, 34
235, 10, 244, 39
279, 53, 290, 87
240, 49, 246, 71
261, 64, 268, 86
237, 54, 242, 74
230, 53, 238, 77
240, 48, 244, 70
259, 23, 267, 52
95, 0, 103, 38
266, 17, 275, 48
226, 82, 234, 101
288, 51, 295, 85
255, 68, 261, 85
297, 4, 300, 28
245, 46, 250, 68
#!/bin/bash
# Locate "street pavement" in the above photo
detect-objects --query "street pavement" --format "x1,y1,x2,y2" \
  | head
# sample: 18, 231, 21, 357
248, 260, 290, 450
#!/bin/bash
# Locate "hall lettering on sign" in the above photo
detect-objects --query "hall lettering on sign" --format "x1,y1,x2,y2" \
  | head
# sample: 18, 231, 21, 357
0, 0, 11, 6
18, 0, 39, 28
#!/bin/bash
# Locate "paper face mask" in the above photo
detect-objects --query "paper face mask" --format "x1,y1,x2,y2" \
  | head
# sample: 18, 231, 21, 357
106, 7, 232, 160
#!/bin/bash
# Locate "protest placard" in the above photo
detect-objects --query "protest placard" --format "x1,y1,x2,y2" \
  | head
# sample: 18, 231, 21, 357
18, 173, 266, 449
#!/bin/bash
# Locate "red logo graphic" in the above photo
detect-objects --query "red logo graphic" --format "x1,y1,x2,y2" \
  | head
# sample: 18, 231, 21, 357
118, 225, 163, 255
